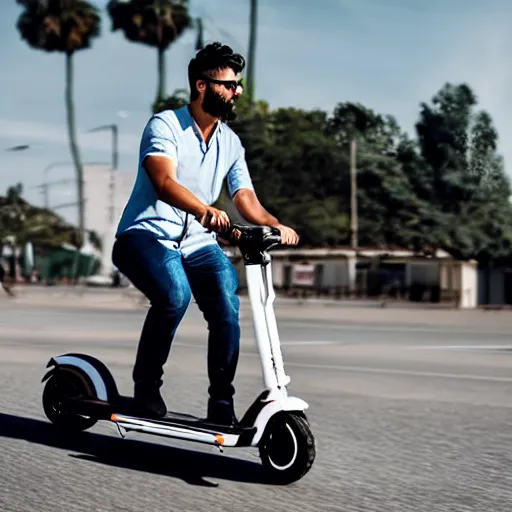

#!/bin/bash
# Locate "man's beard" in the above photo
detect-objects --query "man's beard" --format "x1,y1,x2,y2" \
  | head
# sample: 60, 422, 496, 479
202, 86, 238, 122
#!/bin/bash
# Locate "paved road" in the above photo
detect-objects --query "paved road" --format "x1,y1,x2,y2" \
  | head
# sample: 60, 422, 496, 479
0, 292, 511, 511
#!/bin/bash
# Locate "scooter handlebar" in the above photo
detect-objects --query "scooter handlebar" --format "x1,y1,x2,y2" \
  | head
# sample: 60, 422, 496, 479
216, 223, 283, 254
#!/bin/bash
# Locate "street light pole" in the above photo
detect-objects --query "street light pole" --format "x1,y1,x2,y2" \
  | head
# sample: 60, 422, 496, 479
88, 124, 118, 170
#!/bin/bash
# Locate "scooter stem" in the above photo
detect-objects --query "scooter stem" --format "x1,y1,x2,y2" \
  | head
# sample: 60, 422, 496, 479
263, 261, 290, 388
246, 262, 290, 393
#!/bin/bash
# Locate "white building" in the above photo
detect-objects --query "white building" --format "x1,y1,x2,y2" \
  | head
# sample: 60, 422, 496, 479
82, 164, 136, 276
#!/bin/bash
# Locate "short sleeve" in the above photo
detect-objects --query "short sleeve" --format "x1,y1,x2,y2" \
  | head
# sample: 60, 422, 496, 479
226, 144, 255, 198
140, 115, 177, 165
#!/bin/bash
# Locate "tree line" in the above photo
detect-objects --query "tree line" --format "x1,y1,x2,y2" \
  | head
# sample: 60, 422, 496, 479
226, 84, 512, 264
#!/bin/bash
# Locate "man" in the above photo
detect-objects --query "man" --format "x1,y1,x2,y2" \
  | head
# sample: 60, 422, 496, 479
112, 42, 299, 425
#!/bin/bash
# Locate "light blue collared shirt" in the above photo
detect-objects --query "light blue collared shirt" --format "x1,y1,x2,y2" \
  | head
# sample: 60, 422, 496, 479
116, 106, 254, 256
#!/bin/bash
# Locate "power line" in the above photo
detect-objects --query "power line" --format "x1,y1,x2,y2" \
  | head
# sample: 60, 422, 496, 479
195, 5, 246, 51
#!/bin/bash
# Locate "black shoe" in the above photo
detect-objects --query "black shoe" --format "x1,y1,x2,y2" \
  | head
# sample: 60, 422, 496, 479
134, 380, 167, 418
207, 399, 238, 426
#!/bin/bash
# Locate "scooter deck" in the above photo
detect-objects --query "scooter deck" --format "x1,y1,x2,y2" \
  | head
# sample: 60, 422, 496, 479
66, 395, 256, 439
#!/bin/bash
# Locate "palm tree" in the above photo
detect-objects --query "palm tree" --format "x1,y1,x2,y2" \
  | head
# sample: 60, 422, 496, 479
16, 0, 101, 248
107, 0, 192, 106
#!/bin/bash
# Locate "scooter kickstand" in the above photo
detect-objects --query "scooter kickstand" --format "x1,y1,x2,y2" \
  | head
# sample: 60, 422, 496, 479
115, 421, 126, 439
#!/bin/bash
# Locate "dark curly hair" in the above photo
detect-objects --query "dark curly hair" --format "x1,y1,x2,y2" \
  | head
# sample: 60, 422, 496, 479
188, 42, 245, 100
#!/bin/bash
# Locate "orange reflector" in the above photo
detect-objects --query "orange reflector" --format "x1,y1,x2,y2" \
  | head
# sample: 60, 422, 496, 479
111, 414, 119, 422
216, 434, 225, 445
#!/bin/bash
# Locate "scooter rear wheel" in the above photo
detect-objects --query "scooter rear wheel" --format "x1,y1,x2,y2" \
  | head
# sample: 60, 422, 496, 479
42, 369, 97, 432
259, 412, 315, 484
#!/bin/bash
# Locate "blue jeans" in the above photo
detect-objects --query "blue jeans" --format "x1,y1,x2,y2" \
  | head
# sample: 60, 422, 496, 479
112, 230, 241, 403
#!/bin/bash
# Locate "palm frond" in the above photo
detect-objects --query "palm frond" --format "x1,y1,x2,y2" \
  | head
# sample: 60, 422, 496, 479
16, 0, 101, 54
107, 0, 191, 50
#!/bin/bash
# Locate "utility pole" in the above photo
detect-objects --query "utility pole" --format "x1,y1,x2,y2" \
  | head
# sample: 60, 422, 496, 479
246, 0, 257, 104
348, 139, 358, 297
36, 160, 111, 211
350, 138, 358, 249
33, 178, 74, 209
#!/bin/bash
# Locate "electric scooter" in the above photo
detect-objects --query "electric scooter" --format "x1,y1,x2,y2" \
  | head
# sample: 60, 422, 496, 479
41, 224, 316, 484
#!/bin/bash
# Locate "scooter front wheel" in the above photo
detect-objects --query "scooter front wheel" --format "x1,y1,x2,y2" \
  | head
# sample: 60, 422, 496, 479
42, 368, 97, 432
259, 411, 315, 484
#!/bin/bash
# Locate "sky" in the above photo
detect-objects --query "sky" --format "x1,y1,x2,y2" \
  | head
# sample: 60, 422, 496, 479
0, 0, 511, 226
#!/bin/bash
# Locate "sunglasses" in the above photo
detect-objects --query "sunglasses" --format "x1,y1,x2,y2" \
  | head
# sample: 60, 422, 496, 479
201, 75, 243, 92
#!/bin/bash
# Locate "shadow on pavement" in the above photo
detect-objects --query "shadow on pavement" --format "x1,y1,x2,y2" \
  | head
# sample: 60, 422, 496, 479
0, 412, 269, 487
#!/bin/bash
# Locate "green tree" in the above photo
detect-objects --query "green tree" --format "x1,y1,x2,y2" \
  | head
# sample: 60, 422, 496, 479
152, 87, 188, 113
416, 83, 477, 210
0, 189, 101, 249
107, 0, 192, 107
208, 82, 512, 259
6, 183, 23, 203
465, 111, 512, 262
395, 136, 446, 251
414, 82, 512, 259
327, 103, 422, 249
229, 91, 512, 259
16, 0, 101, 248
232, 107, 350, 246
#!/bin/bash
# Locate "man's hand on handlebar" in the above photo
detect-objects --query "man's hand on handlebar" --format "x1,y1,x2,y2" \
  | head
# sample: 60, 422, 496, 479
196, 206, 231, 232
195, 205, 299, 247
274, 223, 299, 245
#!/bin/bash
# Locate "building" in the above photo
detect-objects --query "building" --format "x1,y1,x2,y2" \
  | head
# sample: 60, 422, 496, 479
82, 164, 136, 277
230, 246, 479, 309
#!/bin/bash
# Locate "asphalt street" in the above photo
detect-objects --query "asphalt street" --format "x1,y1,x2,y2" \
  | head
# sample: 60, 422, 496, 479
0, 289, 511, 512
